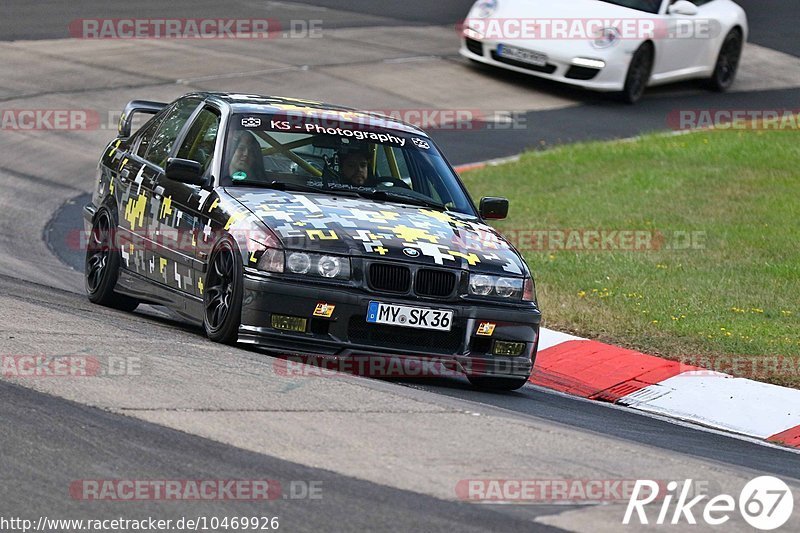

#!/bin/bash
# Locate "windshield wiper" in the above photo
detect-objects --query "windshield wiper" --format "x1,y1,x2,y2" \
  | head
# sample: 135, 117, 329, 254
356, 189, 447, 211
234, 180, 359, 197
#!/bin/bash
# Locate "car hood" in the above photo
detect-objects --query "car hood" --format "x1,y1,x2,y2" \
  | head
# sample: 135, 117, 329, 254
491, 0, 656, 19
226, 188, 527, 276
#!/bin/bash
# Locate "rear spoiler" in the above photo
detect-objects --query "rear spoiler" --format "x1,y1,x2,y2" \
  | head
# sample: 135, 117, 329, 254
118, 100, 168, 138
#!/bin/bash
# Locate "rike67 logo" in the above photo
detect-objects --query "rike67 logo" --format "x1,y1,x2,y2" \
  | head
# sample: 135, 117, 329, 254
624, 477, 794, 530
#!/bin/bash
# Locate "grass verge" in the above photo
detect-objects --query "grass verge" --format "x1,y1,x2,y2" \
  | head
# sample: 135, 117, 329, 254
462, 128, 800, 387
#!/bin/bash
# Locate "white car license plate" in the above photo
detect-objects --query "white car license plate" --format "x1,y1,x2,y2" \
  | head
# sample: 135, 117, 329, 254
497, 44, 548, 67
366, 301, 453, 332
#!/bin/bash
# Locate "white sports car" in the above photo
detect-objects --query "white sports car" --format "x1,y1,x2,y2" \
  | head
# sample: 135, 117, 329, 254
460, 0, 748, 102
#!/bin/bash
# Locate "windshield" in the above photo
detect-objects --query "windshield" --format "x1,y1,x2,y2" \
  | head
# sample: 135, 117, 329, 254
595, 0, 663, 13
223, 114, 476, 216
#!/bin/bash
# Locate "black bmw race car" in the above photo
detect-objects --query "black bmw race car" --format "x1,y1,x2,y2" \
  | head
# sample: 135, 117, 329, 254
84, 92, 541, 390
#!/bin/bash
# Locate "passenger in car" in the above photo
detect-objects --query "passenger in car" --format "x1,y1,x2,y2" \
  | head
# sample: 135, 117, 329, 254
227, 131, 266, 181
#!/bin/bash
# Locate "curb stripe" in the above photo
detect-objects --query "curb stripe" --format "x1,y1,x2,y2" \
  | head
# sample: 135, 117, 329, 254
530, 340, 697, 402
531, 334, 800, 449
453, 162, 487, 174
768, 426, 800, 447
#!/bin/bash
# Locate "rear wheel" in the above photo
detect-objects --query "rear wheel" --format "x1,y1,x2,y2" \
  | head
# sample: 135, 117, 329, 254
467, 375, 530, 392
203, 238, 243, 344
620, 43, 654, 104
708, 29, 743, 92
85, 207, 139, 312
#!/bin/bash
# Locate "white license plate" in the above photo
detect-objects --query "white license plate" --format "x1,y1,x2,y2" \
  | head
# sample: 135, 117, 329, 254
366, 301, 453, 332
497, 44, 548, 66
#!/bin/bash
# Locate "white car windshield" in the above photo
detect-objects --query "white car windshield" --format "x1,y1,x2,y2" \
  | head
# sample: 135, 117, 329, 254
596, 0, 663, 14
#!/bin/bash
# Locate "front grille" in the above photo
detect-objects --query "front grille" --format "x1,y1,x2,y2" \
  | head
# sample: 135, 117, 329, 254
565, 65, 601, 80
490, 51, 557, 74
465, 37, 484, 56
368, 263, 411, 293
348, 317, 464, 354
415, 269, 457, 297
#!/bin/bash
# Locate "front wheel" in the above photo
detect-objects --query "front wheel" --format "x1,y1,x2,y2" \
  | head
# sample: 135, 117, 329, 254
203, 238, 243, 344
467, 375, 530, 392
707, 29, 743, 92
620, 43, 654, 104
85, 207, 139, 312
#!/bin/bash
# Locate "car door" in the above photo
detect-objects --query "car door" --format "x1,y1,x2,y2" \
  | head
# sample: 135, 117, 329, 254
653, 0, 710, 76
153, 103, 223, 299
114, 113, 163, 278
691, 0, 735, 70
138, 96, 203, 287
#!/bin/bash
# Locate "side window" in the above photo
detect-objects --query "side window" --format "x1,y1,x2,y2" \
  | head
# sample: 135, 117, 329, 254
144, 98, 202, 168
134, 115, 163, 158
672, 0, 713, 5
176, 107, 221, 175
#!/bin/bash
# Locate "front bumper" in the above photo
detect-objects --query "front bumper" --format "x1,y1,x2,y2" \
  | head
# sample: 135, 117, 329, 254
460, 37, 633, 92
239, 271, 541, 380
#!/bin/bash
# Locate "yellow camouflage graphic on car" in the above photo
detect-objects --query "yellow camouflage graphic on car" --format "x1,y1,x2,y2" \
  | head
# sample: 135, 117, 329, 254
230, 191, 523, 274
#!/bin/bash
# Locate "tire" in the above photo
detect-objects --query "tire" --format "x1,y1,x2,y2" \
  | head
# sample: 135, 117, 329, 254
620, 43, 654, 104
707, 29, 743, 92
467, 375, 530, 392
85, 208, 140, 312
203, 238, 243, 344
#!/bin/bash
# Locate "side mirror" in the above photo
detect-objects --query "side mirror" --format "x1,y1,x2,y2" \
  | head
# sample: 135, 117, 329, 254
166, 158, 206, 186
668, 0, 698, 16
479, 197, 509, 220
118, 100, 167, 138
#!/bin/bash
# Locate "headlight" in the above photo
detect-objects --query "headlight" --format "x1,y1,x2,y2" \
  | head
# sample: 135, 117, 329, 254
495, 277, 517, 298
464, 0, 498, 38
317, 255, 343, 278
281, 251, 350, 280
468, 274, 525, 300
256, 248, 284, 273
469, 274, 494, 296
473, 0, 498, 18
287, 252, 311, 274
592, 27, 619, 49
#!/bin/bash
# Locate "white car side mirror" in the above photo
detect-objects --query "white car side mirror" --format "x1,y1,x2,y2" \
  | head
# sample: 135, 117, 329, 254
669, 0, 699, 16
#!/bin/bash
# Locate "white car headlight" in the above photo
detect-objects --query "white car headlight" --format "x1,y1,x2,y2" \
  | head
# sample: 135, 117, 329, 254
472, 0, 499, 18
592, 27, 620, 49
